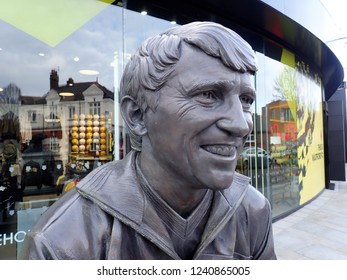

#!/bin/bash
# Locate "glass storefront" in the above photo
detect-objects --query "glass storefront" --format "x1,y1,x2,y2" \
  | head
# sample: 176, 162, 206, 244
240, 45, 326, 218
0, 1, 326, 259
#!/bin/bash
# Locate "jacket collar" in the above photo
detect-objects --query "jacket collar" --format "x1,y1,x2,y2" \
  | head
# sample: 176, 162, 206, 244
76, 151, 250, 259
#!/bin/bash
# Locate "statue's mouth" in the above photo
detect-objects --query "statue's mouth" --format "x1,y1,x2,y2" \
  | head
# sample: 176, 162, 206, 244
201, 145, 236, 157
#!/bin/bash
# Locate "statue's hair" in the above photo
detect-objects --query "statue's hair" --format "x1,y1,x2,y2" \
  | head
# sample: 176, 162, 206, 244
120, 21, 258, 151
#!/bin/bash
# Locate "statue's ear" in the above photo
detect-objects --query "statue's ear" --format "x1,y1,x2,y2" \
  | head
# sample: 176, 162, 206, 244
120, 96, 147, 136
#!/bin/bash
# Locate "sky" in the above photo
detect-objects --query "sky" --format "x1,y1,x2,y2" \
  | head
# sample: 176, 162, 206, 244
320, 0, 347, 38
320, 0, 347, 72
262, 0, 347, 74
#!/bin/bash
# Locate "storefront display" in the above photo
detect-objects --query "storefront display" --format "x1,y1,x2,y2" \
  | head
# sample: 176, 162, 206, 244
70, 113, 111, 157
62, 113, 113, 194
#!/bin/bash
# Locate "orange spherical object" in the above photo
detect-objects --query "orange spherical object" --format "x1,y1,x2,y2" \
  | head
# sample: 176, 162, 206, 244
100, 144, 106, 151
100, 151, 106, 156
71, 132, 78, 139
100, 138, 106, 145
99, 127, 106, 133
71, 145, 79, 152
86, 127, 93, 133
72, 126, 78, 132
71, 139, 79, 145
100, 132, 106, 139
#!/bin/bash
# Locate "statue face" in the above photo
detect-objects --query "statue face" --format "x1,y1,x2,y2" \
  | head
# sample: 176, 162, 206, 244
142, 44, 255, 191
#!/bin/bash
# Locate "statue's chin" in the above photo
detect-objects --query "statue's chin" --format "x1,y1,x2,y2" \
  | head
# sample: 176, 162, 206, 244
198, 172, 235, 191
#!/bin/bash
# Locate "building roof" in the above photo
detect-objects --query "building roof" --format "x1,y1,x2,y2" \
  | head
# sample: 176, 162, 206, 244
56, 81, 114, 102
21, 96, 46, 105
21, 80, 114, 105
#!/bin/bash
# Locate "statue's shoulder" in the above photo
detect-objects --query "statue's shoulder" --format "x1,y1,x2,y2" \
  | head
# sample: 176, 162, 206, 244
76, 151, 136, 192
225, 172, 271, 213
242, 184, 272, 216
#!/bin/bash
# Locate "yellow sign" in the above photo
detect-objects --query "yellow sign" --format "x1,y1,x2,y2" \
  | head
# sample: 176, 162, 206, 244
296, 70, 325, 204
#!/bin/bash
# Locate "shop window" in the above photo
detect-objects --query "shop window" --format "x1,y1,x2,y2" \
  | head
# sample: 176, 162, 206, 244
283, 108, 293, 121
28, 110, 36, 122
89, 102, 100, 116
270, 109, 276, 120
68, 106, 75, 120
252, 48, 325, 218
49, 137, 59, 152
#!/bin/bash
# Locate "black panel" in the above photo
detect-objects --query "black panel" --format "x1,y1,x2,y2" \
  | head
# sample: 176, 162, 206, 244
327, 100, 346, 181
328, 83, 347, 161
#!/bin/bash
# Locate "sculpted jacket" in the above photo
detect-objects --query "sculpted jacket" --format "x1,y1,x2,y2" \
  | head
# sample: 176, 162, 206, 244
20, 151, 276, 260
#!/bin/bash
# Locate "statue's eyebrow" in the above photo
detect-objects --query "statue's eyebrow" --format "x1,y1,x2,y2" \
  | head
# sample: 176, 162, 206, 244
184, 80, 236, 95
241, 84, 256, 99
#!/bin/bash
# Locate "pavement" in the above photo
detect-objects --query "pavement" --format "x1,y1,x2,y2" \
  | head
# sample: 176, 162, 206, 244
273, 169, 347, 259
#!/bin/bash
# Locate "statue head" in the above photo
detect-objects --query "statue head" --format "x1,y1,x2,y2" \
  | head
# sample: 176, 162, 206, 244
120, 21, 257, 151
120, 21, 257, 192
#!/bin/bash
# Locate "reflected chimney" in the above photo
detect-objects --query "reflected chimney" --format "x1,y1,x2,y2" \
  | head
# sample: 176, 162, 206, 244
67, 77, 74, 86
50, 69, 59, 90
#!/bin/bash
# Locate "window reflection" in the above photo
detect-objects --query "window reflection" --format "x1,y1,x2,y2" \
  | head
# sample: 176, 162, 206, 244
237, 48, 325, 218
0, 5, 118, 259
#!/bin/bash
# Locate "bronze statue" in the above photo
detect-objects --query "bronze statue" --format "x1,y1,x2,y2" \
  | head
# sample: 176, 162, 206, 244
20, 21, 276, 260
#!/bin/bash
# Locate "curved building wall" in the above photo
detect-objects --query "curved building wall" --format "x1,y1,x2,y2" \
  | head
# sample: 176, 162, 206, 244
0, 0, 343, 258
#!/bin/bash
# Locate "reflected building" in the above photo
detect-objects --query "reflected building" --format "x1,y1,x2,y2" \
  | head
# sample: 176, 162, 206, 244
19, 70, 117, 195
266, 100, 299, 215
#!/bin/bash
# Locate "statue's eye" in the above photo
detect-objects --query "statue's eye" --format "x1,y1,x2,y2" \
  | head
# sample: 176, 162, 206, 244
200, 91, 217, 100
240, 95, 254, 111
194, 90, 219, 106
240, 95, 254, 105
